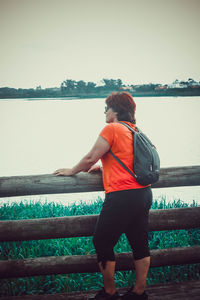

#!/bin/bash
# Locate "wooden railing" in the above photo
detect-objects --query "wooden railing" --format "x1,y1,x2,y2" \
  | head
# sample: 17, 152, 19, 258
0, 165, 200, 298
1, 166, 200, 198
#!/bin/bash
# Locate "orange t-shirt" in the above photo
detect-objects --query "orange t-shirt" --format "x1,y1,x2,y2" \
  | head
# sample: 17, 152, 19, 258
100, 122, 147, 194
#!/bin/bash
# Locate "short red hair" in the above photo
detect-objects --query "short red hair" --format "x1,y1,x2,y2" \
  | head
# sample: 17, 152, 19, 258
106, 91, 136, 124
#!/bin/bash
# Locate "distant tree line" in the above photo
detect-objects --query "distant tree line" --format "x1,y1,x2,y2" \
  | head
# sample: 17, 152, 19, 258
0, 78, 200, 99
60, 78, 123, 95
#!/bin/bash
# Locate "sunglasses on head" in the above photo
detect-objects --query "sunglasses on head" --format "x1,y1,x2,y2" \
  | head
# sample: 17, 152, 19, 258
105, 105, 109, 113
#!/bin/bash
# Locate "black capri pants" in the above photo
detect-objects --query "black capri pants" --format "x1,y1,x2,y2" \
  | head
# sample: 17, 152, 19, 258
93, 187, 152, 268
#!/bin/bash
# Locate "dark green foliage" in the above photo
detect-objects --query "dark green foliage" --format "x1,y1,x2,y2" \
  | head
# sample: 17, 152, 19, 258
1, 78, 200, 99
0, 198, 199, 296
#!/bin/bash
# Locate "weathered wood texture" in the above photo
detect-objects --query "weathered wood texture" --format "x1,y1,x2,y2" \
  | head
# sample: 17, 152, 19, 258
0, 166, 200, 198
0, 246, 199, 279
0, 207, 200, 242
0, 280, 200, 300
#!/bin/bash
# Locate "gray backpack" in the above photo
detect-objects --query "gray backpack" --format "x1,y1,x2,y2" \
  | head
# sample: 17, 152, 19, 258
109, 122, 160, 186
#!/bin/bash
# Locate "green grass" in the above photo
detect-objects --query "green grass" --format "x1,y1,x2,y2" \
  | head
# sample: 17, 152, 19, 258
0, 197, 199, 296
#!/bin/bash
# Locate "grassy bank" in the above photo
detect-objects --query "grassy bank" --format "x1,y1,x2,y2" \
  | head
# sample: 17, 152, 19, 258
0, 198, 199, 296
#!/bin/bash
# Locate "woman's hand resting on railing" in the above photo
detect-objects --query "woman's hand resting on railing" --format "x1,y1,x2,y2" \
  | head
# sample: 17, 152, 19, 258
54, 165, 102, 176
54, 168, 73, 176
87, 165, 102, 173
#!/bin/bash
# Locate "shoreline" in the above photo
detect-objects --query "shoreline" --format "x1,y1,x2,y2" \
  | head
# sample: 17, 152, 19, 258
1, 93, 200, 100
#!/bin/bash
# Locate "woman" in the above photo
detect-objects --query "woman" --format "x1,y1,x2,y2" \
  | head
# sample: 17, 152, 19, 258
54, 92, 152, 300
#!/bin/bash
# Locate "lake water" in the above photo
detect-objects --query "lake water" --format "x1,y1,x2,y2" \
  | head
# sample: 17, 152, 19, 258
0, 96, 200, 207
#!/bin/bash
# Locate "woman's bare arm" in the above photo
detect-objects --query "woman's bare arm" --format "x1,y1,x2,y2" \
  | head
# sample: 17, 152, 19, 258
54, 136, 109, 176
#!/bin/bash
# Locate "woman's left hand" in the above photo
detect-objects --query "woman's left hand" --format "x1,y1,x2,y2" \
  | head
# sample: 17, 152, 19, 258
53, 168, 73, 176
87, 164, 102, 173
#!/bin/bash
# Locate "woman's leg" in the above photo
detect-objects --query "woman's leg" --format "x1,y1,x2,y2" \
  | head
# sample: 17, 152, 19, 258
93, 193, 123, 295
93, 224, 120, 295
125, 187, 152, 294
133, 256, 150, 294
98, 261, 116, 295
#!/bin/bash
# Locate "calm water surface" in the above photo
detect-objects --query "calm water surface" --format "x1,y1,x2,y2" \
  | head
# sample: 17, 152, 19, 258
0, 96, 200, 206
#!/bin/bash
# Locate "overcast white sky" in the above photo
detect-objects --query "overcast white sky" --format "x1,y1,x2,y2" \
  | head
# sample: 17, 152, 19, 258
0, 0, 200, 88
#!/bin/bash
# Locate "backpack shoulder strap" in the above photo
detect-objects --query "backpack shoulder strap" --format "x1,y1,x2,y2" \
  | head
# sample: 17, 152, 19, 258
109, 149, 136, 178
108, 121, 137, 179
118, 121, 139, 134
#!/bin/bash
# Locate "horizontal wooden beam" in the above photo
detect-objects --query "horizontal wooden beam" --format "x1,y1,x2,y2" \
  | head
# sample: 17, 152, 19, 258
0, 246, 199, 279
0, 207, 199, 242
0, 166, 200, 198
